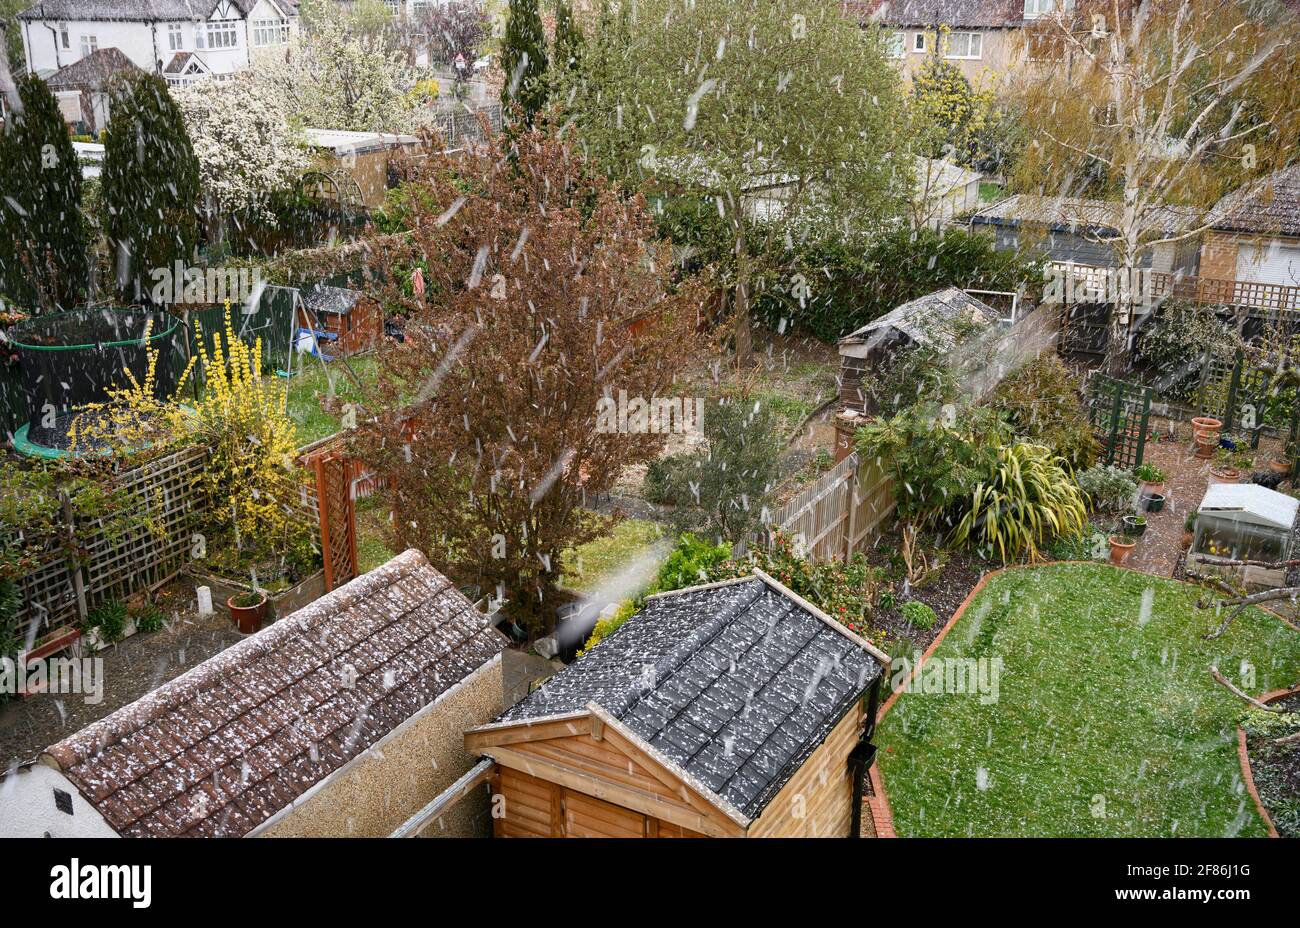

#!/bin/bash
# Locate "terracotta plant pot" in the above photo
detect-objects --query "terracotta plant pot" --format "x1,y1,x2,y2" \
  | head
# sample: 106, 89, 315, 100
1108, 535, 1136, 565
227, 592, 268, 635
1191, 416, 1223, 445
1194, 440, 1216, 460
1208, 466, 1241, 485
1269, 457, 1292, 476
1139, 480, 1166, 497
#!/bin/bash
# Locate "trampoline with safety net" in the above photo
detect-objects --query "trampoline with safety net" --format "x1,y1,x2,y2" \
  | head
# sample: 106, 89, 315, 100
8, 307, 186, 458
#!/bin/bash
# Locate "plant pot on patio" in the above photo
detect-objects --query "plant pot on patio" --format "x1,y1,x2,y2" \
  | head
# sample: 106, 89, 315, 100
1108, 535, 1136, 565
1194, 440, 1217, 459
1269, 456, 1292, 476
1140, 492, 1166, 513
1121, 515, 1147, 536
1133, 463, 1165, 497
228, 590, 268, 635
1191, 416, 1222, 447
1208, 465, 1242, 485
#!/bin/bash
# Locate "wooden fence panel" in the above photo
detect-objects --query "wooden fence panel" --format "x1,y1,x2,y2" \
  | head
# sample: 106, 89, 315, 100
736, 453, 897, 563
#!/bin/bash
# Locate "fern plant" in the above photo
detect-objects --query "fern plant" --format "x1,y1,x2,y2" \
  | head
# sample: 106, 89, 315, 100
950, 442, 1087, 563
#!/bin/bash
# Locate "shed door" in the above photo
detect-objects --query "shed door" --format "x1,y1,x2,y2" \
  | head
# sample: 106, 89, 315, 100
562, 789, 647, 838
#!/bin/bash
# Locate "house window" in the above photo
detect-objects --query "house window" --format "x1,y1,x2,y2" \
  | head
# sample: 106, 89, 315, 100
79, 35, 98, 57
944, 32, 983, 59
885, 32, 904, 58
168, 23, 184, 51
1024, 0, 1073, 16
252, 18, 289, 46
205, 4, 239, 50
912, 32, 928, 53
59, 23, 69, 49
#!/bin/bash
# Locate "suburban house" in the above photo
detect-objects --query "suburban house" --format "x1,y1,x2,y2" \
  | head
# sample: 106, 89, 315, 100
44, 46, 139, 132
465, 572, 890, 838
0, 550, 508, 838
848, 0, 1073, 84
968, 194, 1203, 275
1200, 164, 1300, 306
17, 0, 299, 85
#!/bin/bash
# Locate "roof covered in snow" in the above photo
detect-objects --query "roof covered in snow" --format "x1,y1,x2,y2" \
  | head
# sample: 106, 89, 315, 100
916, 157, 983, 197
41, 549, 506, 837
45, 47, 140, 90
303, 128, 419, 156
839, 286, 996, 352
18, 0, 275, 22
302, 283, 361, 315
1198, 482, 1300, 532
970, 194, 1201, 236
1205, 164, 1300, 238
845, 0, 1028, 28
495, 574, 885, 818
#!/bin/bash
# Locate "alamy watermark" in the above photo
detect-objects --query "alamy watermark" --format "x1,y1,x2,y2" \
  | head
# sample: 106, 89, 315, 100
889, 651, 1003, 704
149, 261, 262, 306
595, 390, 705, 435
1041, 264, 1159, 311
0, 655, 104, 704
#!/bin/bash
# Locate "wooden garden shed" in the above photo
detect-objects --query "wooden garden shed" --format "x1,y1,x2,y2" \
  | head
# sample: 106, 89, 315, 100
465, 571, 890, 838
837, 287, 997, 415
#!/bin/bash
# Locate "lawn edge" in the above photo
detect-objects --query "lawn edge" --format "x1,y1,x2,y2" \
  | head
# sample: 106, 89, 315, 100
1236, 683, 1300, 840
872, 560, 1294, 839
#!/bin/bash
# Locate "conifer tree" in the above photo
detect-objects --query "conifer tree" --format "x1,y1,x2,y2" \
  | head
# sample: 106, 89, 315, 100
500, 0, 549, 123
0, 74, 88, 311
101, 73, 200, 302
553, 0, 583, 72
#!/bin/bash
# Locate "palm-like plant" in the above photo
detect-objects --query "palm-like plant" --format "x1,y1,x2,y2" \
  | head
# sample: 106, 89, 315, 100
950, 442, 1086, 563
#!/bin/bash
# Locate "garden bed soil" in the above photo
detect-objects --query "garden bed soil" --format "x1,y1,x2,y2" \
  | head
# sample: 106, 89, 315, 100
1244, 689, 1300, 838
857, 532, 989, 655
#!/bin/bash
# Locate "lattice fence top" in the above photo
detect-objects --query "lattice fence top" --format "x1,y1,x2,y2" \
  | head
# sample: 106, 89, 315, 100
1088, 374, 1152, 470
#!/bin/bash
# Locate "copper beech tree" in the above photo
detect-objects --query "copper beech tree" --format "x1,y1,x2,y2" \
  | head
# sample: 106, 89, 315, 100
353, 123, 711, 635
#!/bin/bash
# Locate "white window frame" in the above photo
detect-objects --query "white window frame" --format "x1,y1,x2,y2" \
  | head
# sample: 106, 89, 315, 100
1023, 0, 1069, 17
59, 23, 70, 49
944, 32, 983, 60
205, 4, 239, 49
912, 32, 927, 53
79, 35, 97, 57
252, 18, 289, 46
886, 31, 905, 59
168, 23, 184, 51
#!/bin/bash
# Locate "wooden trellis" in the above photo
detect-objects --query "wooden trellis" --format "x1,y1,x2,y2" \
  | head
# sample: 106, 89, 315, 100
302, 443, 359, 592
1087, 374, 1152, 469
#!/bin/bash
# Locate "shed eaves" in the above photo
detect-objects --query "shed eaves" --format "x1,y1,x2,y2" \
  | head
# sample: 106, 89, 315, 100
496, 577, 883, 817
42, 549, 506, 837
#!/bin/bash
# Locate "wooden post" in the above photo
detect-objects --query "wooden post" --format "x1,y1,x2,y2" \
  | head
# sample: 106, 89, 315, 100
844, 459, 859, 563
60, 493, 88, 622
313, 453, 335, 592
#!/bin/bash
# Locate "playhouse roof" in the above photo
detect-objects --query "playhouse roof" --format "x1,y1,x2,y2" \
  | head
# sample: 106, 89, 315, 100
1198, 482, 1299, 532
838, 286, 997, 356
41, 549, 506, 837
487, 573, 887, 819
302, 283, 362, 315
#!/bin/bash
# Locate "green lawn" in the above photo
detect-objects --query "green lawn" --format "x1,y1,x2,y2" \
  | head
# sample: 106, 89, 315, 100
560, 518, 664, 596
878, 563, 1300, 837
978, 181, 1004, 203
285, 355, 380, 444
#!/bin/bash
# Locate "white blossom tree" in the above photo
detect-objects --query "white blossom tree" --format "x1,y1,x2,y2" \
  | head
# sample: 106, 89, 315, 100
253, 0, 421, 134
173, 72, 308, 241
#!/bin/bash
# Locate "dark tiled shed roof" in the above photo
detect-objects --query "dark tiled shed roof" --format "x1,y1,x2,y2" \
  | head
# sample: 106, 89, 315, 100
497, 576, 884, 818
43, 549, 506, 837
1206, 165, 1300, 237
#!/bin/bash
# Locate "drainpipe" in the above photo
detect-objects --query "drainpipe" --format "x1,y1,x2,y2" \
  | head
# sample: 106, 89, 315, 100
847, 673, 883, 838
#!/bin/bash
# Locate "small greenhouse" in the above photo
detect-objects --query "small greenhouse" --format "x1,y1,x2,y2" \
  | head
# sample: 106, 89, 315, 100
1191, 483, 1300, 588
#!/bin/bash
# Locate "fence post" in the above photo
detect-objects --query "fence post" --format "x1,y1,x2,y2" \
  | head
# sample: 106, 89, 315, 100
60, 492, 88, 622
843, 458, 859, 562
1224, 351, 1243, 431
1106, 381, 1123, 466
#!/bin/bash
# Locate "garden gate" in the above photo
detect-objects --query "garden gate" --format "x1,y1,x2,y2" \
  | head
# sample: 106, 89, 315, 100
1087, 374, 1153, 469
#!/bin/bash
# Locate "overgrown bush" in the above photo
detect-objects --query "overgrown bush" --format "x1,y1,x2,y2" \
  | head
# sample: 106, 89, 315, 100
1135, 301, 1239, 402
650, 533, 732, 592
989, 356, 1098, 470
950, 441, 1087, 563
901, 600, 937, 630
1075, 464, 1138, 513
649, 388, 784, 542
754, 226, 1044, 342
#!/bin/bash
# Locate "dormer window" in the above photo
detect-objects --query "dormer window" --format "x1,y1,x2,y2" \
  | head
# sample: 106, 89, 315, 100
205, 1, 240, 49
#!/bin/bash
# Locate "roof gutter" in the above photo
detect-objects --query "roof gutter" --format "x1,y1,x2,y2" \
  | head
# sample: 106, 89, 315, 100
847, 674, 883, 838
